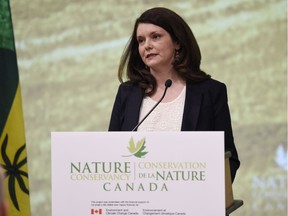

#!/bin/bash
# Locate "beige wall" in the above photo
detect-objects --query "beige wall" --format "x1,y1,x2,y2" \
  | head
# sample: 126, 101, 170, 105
10, 0, 287, 215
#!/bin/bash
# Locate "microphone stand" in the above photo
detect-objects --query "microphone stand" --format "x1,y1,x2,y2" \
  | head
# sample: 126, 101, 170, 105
132, 79, 172, 131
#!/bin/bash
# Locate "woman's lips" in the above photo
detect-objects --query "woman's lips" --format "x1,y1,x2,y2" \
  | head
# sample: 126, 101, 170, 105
146, 53, 157, 59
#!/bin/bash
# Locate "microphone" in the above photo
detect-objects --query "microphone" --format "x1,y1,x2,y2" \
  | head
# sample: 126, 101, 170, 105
132, 79, 172, 131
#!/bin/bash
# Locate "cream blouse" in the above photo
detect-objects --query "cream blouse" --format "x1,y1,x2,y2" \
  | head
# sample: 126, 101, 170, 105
137, 86, 186, 131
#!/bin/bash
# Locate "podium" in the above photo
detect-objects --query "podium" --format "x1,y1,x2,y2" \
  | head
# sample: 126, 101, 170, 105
225, 152, 244, 215
51, 132, 243, 216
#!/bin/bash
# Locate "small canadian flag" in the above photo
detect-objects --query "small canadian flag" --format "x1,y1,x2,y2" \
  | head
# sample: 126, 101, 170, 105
91, 209, 102, 215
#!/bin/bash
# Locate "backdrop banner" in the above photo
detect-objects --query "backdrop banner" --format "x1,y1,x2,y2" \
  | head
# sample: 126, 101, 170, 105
51, 132, 225, 216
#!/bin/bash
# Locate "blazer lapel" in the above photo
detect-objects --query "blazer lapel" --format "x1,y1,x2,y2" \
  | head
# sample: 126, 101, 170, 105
181, 81, 202, 131
124, 86, 144, 131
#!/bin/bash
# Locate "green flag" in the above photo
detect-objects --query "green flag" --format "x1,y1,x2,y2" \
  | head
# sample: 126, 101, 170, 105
0, 0, 31, 215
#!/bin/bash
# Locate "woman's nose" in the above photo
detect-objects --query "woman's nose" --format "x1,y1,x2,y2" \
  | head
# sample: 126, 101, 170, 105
144, 40, 152, 50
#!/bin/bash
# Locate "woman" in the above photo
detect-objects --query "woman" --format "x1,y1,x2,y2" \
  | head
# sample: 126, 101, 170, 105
108, 7, 240, 182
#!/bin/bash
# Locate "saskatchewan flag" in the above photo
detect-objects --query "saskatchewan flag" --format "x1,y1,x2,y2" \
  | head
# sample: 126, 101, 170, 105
0, 0, 31, 215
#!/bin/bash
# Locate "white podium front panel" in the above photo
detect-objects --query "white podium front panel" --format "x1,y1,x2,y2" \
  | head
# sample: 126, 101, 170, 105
51, 132, 225, 216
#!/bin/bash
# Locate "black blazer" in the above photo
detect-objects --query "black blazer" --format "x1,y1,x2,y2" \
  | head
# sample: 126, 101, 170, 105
108, 78, 240, 182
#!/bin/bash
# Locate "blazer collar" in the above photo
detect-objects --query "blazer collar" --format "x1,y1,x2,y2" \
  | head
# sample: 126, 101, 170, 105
181, 81, 202, 131
124, 86, 144, 131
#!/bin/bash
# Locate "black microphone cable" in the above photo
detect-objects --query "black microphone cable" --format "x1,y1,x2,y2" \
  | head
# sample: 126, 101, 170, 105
132, 79, 172, 131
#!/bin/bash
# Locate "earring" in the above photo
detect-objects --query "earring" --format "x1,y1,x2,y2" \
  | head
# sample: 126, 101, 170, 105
175, 49, 180, 63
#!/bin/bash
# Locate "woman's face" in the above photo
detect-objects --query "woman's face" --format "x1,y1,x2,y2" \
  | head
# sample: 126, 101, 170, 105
136, 23, 179, 71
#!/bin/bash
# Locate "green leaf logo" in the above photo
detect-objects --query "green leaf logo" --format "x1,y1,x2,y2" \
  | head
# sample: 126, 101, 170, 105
123, 137, 148, 158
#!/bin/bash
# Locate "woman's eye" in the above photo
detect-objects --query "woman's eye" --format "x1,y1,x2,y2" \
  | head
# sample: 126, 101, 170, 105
152, 34, 160, 39
137, 38, 144, 44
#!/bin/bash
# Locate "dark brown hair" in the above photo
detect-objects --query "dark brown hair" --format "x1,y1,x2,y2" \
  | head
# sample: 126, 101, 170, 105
118, 7, 210, 94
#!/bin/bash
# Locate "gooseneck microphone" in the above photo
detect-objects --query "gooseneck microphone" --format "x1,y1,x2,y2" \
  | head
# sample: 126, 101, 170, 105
132, 79, 173, 131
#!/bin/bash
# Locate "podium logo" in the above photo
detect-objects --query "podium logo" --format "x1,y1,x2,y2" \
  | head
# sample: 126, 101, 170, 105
123, 137, 148, 158
91, 209, 102, 215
